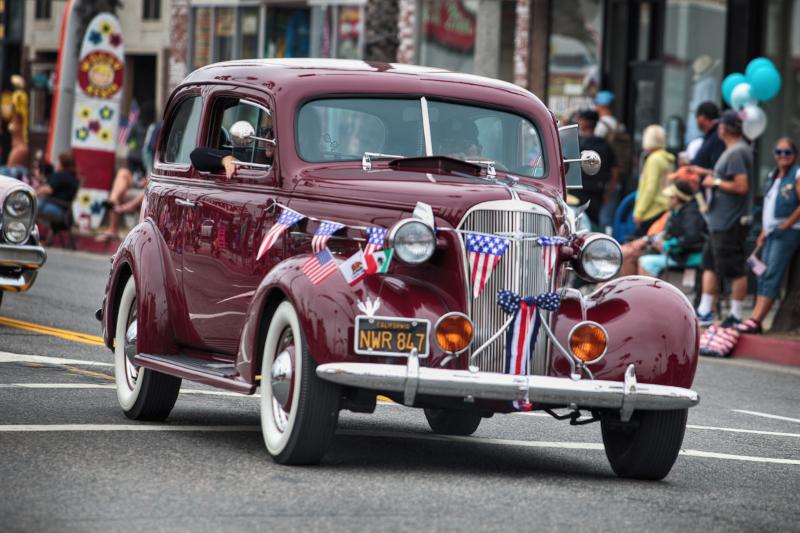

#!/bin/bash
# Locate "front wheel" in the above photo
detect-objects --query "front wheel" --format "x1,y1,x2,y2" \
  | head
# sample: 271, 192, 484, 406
114, 277, 181, 421
601, 409, 688, 480
260, 300, 340, 465
424, 408, 482, 436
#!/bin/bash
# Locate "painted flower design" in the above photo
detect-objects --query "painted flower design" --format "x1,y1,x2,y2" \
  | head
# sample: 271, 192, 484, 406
76, 127, 89, 141
88, 120, 102, 133
99, 21, 113, 36
79, 106, 92, 120
98, 129, 113, 143
79, 192, 93, 208
88, 30, 102, 45
109, 33, 122, 47
99, 106, 114, 120
90, 200, 104, 215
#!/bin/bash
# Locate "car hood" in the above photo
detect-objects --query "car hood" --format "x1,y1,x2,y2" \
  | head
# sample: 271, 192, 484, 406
290, 166, 564, 227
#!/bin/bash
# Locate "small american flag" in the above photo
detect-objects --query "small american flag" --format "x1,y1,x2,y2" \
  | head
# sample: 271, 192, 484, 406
257, 208, 305, 260
498, 290, 561, 410
312, 220, 345, 254
364, 227, 387, 255
302, 248, 338, 285
118, 100, 140, 145
536, 236, 569, 282
466, 233, 510, 299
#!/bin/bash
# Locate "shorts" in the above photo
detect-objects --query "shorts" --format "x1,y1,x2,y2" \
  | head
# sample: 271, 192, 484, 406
701, 222, 749, 278
638, 254, 680, 276
757, 228, 800, 299
37, 198, 68, 223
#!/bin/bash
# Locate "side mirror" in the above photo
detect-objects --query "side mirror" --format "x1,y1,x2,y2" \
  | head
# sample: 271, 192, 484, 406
230, 121, 256, 147
559, 124, 583, 189
580, 150, 602, 175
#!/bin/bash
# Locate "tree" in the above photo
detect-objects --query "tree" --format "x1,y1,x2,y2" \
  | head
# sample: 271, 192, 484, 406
363, 0, 399, 62
770, 255, 800, 334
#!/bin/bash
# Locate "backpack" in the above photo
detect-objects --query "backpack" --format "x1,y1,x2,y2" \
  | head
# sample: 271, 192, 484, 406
600, 116, 633, 178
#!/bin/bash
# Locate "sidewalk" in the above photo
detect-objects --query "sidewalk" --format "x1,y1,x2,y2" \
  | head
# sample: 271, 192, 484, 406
46, 231, 800, 368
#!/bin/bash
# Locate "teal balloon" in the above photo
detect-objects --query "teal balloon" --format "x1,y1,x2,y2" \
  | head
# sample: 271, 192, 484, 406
749, 66, 782, 101
745, 57, 776, 80
722, 73, 747, 105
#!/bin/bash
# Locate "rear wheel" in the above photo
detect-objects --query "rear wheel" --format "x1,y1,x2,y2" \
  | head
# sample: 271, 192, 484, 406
260, 300, 340, 465
601, 409, 688, 480
114, 277, 181, 421
424, 408, 482, 436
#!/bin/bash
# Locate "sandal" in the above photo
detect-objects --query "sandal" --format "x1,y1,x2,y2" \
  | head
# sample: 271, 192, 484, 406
735, 318, 762, 334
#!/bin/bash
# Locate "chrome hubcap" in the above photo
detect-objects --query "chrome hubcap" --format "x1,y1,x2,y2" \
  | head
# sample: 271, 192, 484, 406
271, 328, 295, 433
122, 308, 138, 390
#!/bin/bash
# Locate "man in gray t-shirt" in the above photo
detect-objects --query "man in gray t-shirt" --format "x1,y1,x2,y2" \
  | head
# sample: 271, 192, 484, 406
688, 110, 754, 327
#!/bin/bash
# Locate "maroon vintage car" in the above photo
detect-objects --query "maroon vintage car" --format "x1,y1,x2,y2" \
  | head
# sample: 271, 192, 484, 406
100, 59, 699, 480
0, 175, 46, 306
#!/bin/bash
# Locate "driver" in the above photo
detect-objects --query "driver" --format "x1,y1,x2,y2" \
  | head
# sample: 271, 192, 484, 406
436, 118, 482, 160
190, 112, 275, 178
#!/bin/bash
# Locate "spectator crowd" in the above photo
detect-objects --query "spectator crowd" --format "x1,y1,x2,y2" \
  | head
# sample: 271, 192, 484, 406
575, 91, 800, 338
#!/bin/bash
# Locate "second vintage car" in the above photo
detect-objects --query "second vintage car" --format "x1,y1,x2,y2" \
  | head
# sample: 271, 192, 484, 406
100, 59, 699, 480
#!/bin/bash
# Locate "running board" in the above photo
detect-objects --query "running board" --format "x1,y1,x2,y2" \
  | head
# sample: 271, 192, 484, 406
134, 353, 255, 395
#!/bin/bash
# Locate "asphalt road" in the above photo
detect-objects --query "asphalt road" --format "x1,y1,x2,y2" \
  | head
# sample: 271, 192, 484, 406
0, 249, 798, 532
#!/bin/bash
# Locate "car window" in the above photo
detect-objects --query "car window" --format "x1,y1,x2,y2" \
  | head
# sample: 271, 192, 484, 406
208, 98, 274, 166
297, 99, 424, 162
162, 96, 202, 164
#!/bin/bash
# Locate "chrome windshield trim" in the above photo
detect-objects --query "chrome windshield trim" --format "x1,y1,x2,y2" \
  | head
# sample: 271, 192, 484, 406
420, 97, 433, 156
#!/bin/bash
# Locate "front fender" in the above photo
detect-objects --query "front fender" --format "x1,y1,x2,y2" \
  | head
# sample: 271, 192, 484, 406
549, 276, 699, 389
235, 255, 463, 385
102, 219, 183, 355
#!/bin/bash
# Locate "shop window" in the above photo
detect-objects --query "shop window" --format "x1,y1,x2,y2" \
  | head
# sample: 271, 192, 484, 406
162, 96, 202, 165
240, 7, 260, 59
143, 0, 160, 20
661, 0, 726, 145
214, 7, 236, 62
192, 7, 212, 68
29, 63, 55, 132
265, 8, 310, 58
35, 0, 51, 20
208, 98, 274, 166
417, 0, 477, 73
314, 5, 363, 59
547, 0, 604, 120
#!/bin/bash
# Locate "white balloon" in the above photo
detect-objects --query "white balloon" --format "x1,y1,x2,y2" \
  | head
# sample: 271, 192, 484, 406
741, 105, 767, 140
731, 82, 757, 110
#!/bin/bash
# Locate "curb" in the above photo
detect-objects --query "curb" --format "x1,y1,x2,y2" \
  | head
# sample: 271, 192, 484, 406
731, 333, 800, 367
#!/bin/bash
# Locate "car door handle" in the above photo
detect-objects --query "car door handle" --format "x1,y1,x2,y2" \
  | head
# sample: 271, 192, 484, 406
175, 198, 195, 207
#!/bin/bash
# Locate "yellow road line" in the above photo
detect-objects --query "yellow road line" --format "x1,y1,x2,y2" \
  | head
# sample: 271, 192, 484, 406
0, 317, 105, 347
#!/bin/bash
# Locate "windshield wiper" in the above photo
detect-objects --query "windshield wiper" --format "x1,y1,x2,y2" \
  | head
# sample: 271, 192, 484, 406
362, 152, 404, 170
464, 159, 497, 177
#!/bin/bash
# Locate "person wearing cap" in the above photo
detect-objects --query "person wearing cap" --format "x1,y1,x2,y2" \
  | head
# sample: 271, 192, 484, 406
593, 91, 618, 139
637, 180, 707, 277
575, 108, 618, 227
690, 101, 726, 171
689, 109, 755, 327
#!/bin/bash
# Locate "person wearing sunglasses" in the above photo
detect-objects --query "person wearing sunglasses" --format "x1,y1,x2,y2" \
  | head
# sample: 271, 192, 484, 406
736, 138, 800, 334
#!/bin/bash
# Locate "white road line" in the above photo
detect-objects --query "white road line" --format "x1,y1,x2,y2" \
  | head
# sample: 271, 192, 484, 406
0, 352, 113, 367
0, 383, 254, 398
0, 424, 797, 465
733, 410, 800, 424
0, 424, 259, 432
686, 424, 800, 438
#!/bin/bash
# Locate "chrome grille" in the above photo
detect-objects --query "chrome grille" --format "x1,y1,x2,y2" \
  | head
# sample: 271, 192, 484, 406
458, 202, 556, 374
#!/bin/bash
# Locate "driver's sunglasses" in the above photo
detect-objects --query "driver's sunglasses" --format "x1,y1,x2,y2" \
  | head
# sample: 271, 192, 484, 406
773, 148, 796, 156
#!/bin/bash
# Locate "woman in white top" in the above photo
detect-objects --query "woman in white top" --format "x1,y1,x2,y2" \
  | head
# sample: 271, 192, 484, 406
736, 138, 800, 333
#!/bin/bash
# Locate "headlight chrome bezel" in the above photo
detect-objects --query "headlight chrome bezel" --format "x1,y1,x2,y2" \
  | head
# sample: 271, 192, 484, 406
577, 234, 622, 282
2, 188, 36, 244
387, 218, 436, 265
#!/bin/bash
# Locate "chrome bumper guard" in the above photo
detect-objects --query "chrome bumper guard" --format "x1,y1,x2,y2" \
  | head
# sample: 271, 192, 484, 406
0, 244, 46, 292
317, 357, 699, 420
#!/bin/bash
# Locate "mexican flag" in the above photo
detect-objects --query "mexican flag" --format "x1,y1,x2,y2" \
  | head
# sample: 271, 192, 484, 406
365, 249, 393, 274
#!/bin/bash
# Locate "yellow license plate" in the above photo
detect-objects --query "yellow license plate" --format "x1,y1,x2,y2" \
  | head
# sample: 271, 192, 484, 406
354, 316, 430, 357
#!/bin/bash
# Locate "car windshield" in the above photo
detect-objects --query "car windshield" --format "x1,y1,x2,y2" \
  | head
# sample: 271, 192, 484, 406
296, 98, 546, 178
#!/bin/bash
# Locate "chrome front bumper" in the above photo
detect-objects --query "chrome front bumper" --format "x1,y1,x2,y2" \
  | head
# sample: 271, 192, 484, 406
317, 357, 699, 421
0, 244, 46, 291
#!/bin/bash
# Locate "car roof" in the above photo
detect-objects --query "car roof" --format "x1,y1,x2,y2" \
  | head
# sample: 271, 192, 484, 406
180, 59, 549, 117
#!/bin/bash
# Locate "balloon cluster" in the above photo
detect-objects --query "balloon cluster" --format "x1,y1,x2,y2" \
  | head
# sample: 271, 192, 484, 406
721, 57, 782, 140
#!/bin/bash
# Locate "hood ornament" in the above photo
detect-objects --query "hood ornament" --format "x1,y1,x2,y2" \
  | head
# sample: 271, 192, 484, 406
357, 297, 382, 317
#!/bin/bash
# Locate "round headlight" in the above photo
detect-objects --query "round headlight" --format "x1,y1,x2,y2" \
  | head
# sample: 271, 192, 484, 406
388, 219, 436, 265
579, 236, 622, 281
5, 190, 32, 218
4, 220, 28, 244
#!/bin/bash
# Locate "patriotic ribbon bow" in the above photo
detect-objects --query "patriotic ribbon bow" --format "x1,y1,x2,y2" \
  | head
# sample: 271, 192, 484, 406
497, 289, 561, 411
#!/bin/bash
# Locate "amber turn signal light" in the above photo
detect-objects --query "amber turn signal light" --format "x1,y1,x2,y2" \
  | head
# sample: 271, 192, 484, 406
434, 313, 474, 354
568, 322, 608, 363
